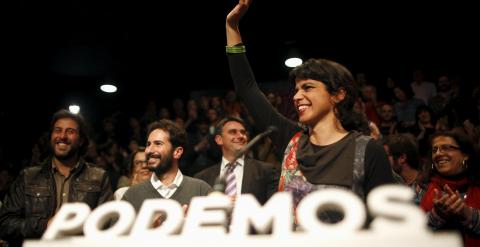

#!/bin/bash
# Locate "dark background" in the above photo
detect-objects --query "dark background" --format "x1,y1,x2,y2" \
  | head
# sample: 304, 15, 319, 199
1, 0, 478, 164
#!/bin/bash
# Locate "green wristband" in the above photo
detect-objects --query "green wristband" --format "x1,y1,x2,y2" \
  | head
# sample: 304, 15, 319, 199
225, 45, 246, 54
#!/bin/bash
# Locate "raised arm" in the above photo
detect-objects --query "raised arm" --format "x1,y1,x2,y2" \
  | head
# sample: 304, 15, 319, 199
225, 0, 300, 155
226, 0, 251, 46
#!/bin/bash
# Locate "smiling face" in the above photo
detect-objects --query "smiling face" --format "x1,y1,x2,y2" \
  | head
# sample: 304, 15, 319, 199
293, 79, 337, 126
145, 129, 181, 176
50, 118, 82, 161
431, 136, 468, 177
215, 120, 248, 157
132, 151, 152, 182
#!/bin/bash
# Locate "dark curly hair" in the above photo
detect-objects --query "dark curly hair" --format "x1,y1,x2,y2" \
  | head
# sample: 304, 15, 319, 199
289, 58, 369, 133
146, 119, 187, 149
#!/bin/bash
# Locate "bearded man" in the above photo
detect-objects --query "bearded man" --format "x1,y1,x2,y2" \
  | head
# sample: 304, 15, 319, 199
122, 119, 212, 212
0, 109, 112, 247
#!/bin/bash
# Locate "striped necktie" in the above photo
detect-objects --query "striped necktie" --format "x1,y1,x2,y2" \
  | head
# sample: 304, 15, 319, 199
224, 162, 237, 197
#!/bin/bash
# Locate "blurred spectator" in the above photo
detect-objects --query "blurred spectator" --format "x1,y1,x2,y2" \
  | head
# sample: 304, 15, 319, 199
114, 147, 152, 200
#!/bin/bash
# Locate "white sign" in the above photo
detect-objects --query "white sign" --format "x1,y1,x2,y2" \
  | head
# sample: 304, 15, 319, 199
24, 185, 461, 247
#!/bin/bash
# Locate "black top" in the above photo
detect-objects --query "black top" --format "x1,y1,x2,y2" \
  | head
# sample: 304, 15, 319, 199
228, 53, 394, 195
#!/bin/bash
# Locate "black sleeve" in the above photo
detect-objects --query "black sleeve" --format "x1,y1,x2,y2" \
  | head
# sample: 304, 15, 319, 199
228, 53, 301, 155
363, 140, 396, 195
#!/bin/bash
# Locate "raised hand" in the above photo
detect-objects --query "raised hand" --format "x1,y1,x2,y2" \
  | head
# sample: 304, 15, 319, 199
227, 0, 251, 27
226, 0, 252, 46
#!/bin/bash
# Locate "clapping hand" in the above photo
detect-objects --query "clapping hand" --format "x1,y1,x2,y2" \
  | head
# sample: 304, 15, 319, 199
432, 184, 471, 222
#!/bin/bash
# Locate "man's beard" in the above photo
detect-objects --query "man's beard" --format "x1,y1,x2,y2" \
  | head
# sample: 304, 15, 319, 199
149, 152, 174, 177
51, 140, 80, 162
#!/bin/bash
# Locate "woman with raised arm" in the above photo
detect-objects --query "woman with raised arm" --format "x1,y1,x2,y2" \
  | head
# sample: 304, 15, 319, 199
225, 0, 395, 209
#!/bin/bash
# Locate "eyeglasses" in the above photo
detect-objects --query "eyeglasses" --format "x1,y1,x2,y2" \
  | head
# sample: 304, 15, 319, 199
133, 160, 148, 167
432, 144, 460, 154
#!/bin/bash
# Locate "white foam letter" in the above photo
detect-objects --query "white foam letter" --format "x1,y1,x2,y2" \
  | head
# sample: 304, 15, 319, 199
230, 193, 293, 236
296, 188, 366, 235
368, 185, 427, 234
130, 199, 184, 236
42, 203, 91, 240
83, 201, 136, 238
182, 195, 231, 236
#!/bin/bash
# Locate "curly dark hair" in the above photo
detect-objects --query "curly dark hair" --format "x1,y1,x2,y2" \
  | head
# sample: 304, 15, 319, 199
146, 119, 187, 149
289, 58, 369, 133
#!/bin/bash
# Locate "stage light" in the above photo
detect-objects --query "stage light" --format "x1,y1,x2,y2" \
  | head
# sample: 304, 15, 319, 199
100, 84, 117, 93
69, 105, 80, 114
285, 57, 303, 68
283, 41, 303, 68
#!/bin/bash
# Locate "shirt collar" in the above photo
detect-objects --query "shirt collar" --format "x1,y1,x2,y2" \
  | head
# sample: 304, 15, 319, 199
51, 158, 82, 175
221, 156, 244, 170
151, 169, 184, 190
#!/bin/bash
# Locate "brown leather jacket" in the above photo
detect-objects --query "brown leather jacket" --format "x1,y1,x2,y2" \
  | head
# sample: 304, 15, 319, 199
0, 159, 112, 244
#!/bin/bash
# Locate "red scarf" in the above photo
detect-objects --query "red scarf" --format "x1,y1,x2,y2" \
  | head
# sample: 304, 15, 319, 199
420, 175, 480, 247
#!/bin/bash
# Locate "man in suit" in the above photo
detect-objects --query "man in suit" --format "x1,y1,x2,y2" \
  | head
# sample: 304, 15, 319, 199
194, 117, 278, 204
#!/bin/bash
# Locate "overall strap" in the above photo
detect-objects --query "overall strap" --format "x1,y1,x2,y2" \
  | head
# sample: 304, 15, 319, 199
352, 135, 371, 200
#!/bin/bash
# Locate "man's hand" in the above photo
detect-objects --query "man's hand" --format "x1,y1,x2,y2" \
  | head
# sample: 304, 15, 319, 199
151, 213, 166, 228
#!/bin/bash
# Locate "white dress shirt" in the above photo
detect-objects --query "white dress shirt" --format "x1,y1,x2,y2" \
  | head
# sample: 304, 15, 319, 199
150, 169, 184, 198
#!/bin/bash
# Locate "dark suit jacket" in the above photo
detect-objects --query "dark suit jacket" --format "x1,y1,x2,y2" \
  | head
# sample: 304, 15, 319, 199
194, 158, 279, 205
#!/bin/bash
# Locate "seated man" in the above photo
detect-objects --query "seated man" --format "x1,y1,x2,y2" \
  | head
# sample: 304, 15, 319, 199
0, 109, 112, 247
122, 120, 212, 211
195, 117, 278, 204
